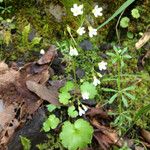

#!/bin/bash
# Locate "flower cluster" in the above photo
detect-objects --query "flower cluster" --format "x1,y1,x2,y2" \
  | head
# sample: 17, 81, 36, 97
92, 61, 107, 87
69, 4, 107, 101
70, 4, 103, 37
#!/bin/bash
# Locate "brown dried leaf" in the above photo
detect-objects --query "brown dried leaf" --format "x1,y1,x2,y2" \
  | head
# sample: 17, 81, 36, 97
94, 131, 112, 150
37, 45, 57, 65
91, 118, 123, 150
0, 104, 16, 131
135, 29, 150, 49
49, 79, 66, 90
0, 68, 20, 88
27, 69, 50, 85
26, 80, 60, 105
30, 63, 48, 74
0, 61, 8, 72
141, 129, 150, 144
86, 107, 109, 119
0, 119, 19, 145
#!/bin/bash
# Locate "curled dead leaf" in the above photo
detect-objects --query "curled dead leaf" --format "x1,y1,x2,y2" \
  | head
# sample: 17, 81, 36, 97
135, 29, 150, 49
37, 45, 57, 65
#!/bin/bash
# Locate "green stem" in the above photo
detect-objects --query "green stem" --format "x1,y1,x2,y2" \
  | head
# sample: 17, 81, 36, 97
117, 58, 122, 114
68, 31, 77, 46
72, 58, 77, 84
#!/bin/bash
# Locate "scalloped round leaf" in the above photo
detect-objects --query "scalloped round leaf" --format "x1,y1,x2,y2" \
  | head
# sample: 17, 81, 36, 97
60, 81, 75, 92
80, 82, 97, 99
59, 92, 71, 105
68, 106, 78, 118
43, 115, 59, 132
60, 119, 93, 150
120, 17, 130, 28
46, 104, 57, 112
131, 9, 140, 19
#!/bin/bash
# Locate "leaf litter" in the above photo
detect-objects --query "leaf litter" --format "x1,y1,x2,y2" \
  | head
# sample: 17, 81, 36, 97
0, 45, 61, 148
0, 45, 149, 150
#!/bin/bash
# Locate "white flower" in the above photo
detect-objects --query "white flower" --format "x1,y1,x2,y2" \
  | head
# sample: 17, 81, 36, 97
93, 76, 100, 86
92, 5, 103, 17
77, 27, 85, 35
82, 104, 88, 111
82, 91, 89, 100
78, 106, 85, 116
98, 61, 107, 71
69, 46, 78, 56
78, 105, 88, 116
88, 26, 97, 37
71, 4, 83, 16
40, 49, 45, 55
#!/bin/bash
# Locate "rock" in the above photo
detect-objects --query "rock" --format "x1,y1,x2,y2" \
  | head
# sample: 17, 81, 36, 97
28, 28, 36, 42
99, 43, 112, 51
49, 3, 65, 22
76, 68, 85, 79
79, 40, 93, 51
8, 108, 47, 150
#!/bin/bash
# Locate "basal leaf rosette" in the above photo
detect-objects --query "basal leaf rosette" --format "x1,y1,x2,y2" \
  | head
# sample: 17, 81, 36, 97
60, 119, 94, 150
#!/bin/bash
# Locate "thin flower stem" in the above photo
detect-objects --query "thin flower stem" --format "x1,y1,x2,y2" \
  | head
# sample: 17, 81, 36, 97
68, 31, 77, 46
72, 58, 77, 84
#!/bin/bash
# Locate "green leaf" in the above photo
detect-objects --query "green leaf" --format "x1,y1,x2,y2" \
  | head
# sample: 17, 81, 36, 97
131, 8, 140, 19
20, 136, 31, 150
106, 52, 116, 57
120, 17, 130, 28
124, 92, 135, 100
0, 16, 3, 21
3, 30, 11, 46
112, 57, 118, 64
22, 24, 30, 47
127, 32, 134, 39
113, 45, 119, 54
0, 0, 3, 3
30, 37, 42, 48
43, 115, 60, 132
80, 82, 97, 99
59, 92, 71, 105
68, 106, 78, 118
46, 104, 57, 112
97, 0, 135, 30
134, 104, 150, 121
60, 119, 93, 150
121, 47, 128, 55
60, 81, 75, 92
109, 93, 118, 104
121, 60, 125, 68
122, 95, 128, 107
123, 54, 132, 59
102, 88, 117, 92
122, 86, 135, 92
